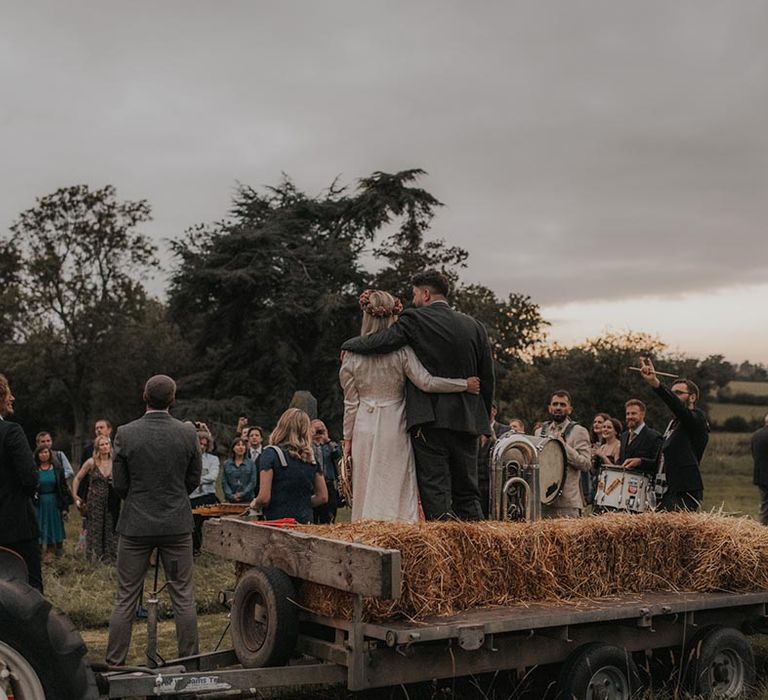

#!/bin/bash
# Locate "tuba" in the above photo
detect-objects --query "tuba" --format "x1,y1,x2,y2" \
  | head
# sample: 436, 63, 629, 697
337, 453, 354, 507
489, 434, 566, 522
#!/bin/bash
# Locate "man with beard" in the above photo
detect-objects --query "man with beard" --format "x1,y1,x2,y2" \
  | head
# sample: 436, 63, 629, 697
0, 374, 43, 592
619, 399, 663, 475
638, 358, 708, 511
535, 390, 592, 518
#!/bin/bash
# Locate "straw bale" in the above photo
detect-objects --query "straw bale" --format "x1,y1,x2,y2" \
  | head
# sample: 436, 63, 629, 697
278, 513, 768, 622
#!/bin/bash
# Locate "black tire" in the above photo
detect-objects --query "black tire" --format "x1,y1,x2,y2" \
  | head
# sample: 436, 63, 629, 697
0, 580, 98, 700
231, 565, 299, 668
683, 625, 755, 698
556, 642, 642, 700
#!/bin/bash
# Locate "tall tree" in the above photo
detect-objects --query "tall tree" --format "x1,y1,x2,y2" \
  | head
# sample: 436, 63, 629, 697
0, 239, 22, 340
361, 169, 467, 302
7, 184, 157, 459
168, 176, 370, 432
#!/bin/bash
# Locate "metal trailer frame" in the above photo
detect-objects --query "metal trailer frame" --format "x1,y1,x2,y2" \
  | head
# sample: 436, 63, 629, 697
101, 517, 768, 697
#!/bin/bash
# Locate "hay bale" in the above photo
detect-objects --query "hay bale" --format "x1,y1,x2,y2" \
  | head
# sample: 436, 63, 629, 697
292, 513, 768, 622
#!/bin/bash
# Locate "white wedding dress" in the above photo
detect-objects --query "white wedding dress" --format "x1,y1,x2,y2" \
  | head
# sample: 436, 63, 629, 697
340, 346, 467, 522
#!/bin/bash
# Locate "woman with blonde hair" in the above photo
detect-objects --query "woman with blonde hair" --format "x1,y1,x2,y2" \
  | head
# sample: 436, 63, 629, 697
340, 289, 480, 522
72, 434, 118, 562
250, 408, 328, 524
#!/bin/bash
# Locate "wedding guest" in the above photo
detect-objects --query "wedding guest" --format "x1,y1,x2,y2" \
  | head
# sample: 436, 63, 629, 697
189, 428, 220, 554
1, 374, 44, 592
72, 434, 118, 562
34, 445, 70, 561
247, 426, 264, 463
311, 419, 342, 523
251, 408, 327, 524
222, 437, 257, 504
584, 412, 612, 505
36, 431, 74, 480
590, 413, 611, 446
594, 417, 622, 465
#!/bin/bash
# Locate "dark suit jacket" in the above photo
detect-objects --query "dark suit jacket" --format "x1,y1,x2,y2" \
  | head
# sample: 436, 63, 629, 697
341, 301, 495, 436
0, 419, 39, 544
653, 384, 709, 493
113, 411, 202, 538
618, 425, 663, 475
752, 426, 768, 487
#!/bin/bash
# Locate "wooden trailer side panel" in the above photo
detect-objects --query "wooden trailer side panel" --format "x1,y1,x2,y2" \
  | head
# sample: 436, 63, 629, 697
203, 517, 402, 599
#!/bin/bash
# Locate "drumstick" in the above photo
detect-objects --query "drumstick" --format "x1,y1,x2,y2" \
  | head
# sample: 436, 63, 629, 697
628, 366, 678, 378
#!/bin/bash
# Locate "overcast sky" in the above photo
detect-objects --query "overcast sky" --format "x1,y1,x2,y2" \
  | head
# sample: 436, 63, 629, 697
2, 1, 767, 362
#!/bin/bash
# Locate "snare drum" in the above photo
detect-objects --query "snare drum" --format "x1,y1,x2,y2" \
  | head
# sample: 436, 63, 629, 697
492, 433, 566, 505
595, 466, 654, 513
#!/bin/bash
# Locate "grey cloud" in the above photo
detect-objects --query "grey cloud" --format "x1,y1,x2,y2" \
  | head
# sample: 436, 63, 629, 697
1, 0, 767, 305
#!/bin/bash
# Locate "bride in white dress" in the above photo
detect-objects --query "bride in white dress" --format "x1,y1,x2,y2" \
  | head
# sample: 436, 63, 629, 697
340, 290, 480, 522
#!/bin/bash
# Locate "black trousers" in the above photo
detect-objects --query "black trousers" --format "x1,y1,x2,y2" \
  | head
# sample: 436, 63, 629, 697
411, 426, 484, 521
313, 480, 339, 524
190, 493, 219, 552
3, 538, 44, 593
660, 490, 703, 512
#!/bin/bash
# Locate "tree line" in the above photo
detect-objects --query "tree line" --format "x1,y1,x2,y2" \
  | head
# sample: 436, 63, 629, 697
0, 172, 748, 459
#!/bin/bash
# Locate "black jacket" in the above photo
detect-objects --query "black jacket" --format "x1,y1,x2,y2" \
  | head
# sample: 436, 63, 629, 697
341, 301, 495, 435
47, 461, 73, 511
0, 419, 39, 544
752, 426, 768, 487
653, 384, 709, 493
618, 425, 663, 475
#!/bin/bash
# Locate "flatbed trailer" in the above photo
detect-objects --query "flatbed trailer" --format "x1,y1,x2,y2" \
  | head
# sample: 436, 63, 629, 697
97, 517, 768, 698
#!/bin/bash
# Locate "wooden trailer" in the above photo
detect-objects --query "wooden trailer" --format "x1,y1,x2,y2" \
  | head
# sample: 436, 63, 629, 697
102, 517, 768, 698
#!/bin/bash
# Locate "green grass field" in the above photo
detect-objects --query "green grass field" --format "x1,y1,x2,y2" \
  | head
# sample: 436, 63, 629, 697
35, 432, 768, 695
727, 380, 768, 396
708, 402, 767, 424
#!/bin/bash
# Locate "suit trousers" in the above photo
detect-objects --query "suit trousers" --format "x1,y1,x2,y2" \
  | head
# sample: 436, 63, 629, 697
411, 427, 484, 521
3, 538, 43, 593
660, 490, 703, 512
542, 505, 581, 519
758, 486, 768, 526
106, 533, 199, 665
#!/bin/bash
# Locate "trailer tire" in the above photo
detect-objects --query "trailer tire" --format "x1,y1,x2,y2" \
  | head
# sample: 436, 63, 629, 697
555, 642, 641, 700
683, 625, 755, 698
231, 565, 298, 668
0, 579, 98, 700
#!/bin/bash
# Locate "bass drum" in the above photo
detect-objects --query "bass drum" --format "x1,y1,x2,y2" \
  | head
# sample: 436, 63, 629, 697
492, 434, 566, 505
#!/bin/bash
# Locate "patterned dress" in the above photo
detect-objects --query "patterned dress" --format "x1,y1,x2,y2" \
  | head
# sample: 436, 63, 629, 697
36, 468, 65, 545
86, 467, 117, 562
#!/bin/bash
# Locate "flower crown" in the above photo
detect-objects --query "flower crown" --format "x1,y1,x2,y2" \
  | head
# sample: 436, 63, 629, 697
359, 289, 403, 318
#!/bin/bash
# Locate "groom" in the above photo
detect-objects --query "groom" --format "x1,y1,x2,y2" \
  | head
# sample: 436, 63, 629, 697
341, 270, 494, 520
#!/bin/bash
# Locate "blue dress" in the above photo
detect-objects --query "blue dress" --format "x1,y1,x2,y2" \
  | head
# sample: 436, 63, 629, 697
37, 468, 65, 545
260, 447, 321, 524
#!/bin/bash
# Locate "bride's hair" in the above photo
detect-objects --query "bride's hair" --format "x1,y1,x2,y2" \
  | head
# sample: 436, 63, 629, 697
359, 289, 402, 336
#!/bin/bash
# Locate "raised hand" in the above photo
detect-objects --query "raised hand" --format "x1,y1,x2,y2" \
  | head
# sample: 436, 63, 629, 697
639, 357, 660, 388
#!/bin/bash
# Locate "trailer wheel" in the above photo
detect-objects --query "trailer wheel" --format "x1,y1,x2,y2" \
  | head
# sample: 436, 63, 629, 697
683, 625, 755, 698
556, 642, 641, 700
231, 565, 298, 668
0, 580, 98, 700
